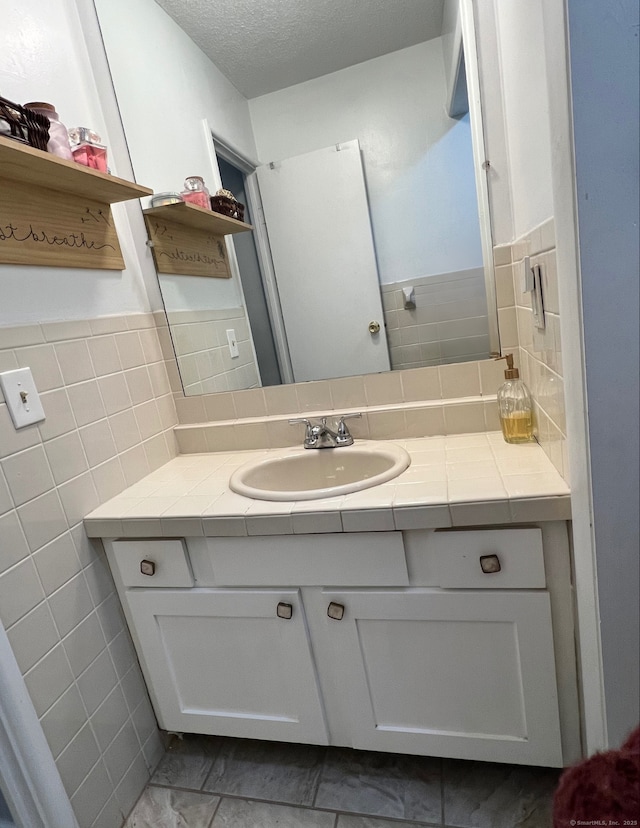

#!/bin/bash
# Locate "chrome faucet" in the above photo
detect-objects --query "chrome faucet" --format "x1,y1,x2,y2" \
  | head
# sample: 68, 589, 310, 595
288, 413, 362, 449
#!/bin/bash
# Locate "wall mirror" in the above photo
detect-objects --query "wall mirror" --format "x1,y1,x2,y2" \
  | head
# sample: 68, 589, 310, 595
95, 0, 498, 396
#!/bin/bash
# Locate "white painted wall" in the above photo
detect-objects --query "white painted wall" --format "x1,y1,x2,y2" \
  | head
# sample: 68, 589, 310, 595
492, 0, 554, 239
249, 41, 483, 286
0, 0, 158, 326
94, 0, 259, 312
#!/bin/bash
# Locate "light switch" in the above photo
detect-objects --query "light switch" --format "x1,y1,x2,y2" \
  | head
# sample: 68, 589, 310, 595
521, 256, 534, 293
226, 329, 239, 359
532, 264, 546, 331
0, 368, 46, 429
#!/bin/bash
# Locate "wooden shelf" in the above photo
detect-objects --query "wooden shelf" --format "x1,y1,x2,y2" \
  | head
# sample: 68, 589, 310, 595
143, 202, 253, 235
0, 135, 152, 203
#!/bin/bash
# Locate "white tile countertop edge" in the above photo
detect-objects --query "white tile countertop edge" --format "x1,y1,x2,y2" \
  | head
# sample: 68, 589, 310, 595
83, 432, 571, 538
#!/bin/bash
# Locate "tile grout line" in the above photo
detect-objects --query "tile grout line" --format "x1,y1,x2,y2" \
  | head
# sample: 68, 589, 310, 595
149, 781, 442, 825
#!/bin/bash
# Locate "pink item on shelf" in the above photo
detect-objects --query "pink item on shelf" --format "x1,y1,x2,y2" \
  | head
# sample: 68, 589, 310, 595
181, 176, 210, 209
68, 127, 108, 172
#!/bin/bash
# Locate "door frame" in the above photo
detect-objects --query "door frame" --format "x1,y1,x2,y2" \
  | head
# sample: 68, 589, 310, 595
205, 122, 295, 384
0, 622, 79, 828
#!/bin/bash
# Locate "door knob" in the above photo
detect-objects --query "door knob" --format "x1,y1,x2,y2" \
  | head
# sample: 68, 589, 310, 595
368, 321, 381, 334
327, 602, 345, 621
277, 602, 293, 620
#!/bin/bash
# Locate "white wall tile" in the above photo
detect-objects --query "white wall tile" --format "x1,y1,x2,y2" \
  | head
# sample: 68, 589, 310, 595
80, 420, 118, 468
0, 404, 41, 459
76, 648, 119, 716
114, 332, 145, 370
97, 374, 132, 416
24, 644, 74, 718
0, 467, 11, 515
70, 760, 113, 828
0, 511, 30, 574
6, 601, 60, 673
55, 340, 95, 385
67, 380, 107, 427
125, 366, 154, 406
63, 611, 107, 678
0, 556, 45, 628
40, 683, 87, 759
56, 723, 101, 799
103, 721, 140, 786
16, 344, 63, 392
38, 389, 77, 441
90, 686, 130, 753
32, 533, 82, 596
48, 571, 95, 638
1, 445, 55, 506
58, 472, 100, 527
44, 432, 89, 485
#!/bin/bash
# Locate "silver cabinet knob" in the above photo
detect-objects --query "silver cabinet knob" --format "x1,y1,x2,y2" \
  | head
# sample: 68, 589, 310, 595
140, 559, 156, 577
327, 602, 345, 621
479, 554, 501, 574
277, 602, 293, 620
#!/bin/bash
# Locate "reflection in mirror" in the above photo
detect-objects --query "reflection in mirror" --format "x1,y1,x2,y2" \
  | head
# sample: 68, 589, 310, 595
95, 0, 498, 396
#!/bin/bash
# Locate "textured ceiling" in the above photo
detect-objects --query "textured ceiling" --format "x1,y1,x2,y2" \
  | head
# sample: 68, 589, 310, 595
152, 0, 445, 98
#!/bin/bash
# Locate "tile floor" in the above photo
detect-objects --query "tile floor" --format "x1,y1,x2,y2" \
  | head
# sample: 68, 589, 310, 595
124, 736, 561, 828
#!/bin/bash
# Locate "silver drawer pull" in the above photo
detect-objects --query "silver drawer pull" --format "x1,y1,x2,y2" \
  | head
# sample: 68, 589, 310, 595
479, 554, 501, 574
327, 602, 345, 621
276, 602, 293, 620
140, 559, 156, 577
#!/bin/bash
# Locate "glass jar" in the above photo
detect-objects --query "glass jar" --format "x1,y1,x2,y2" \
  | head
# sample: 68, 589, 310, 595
23, 102, 73, 160
68, 127, 108, 173
181, 176, 211, 209
150, 192, 184, 207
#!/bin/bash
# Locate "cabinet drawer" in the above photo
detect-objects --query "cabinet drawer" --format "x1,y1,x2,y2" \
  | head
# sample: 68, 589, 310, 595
431, 528, 545, 588
190, 533, 408, 587
110, 540, 193, 588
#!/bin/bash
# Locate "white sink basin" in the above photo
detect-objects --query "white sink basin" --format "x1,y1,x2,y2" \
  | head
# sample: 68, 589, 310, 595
229, 441, 411, 501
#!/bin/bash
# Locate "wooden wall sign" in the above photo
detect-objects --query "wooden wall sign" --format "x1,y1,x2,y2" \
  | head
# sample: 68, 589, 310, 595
0, 136, 152, 271
0, 184, 124, 270
144, 214, 231, 278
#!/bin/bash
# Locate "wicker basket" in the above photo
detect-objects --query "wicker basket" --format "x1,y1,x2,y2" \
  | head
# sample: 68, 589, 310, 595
211, 194, 245, 222
0, 95, 50, 151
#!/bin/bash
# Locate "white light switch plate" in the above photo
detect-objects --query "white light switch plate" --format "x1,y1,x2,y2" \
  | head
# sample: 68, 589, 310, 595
0, 368, 46, 429
521, 255, 534, 293
226, 329, 239, 359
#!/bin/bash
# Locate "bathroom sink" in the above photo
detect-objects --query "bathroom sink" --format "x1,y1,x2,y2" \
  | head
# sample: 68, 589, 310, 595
229, 441, 411, 501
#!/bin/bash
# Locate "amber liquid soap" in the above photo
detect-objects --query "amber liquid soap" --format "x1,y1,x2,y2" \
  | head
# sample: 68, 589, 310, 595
500, 410, 534, 444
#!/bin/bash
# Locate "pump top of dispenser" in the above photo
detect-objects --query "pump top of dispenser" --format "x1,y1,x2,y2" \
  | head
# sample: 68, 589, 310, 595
495, 353, 519, 380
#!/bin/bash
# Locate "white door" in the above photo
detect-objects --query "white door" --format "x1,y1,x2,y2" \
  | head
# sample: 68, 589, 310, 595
126, 588, 328, 744
307, 588, 563, 767
256, 141, 390, 381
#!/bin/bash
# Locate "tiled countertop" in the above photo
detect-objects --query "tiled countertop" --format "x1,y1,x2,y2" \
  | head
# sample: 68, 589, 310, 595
84, 432, 571, 539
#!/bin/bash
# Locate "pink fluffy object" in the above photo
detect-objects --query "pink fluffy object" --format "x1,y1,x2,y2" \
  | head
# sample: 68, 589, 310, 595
553, 725, 640, 826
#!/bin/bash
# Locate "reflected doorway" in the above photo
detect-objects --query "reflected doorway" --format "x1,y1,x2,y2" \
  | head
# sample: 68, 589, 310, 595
216, 155, 282, 387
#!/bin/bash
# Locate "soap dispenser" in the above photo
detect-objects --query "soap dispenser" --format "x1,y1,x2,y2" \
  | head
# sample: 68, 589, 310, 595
494, 354, 534, 444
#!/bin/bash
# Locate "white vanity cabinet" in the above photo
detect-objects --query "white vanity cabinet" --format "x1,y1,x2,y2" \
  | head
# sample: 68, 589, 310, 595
103, 524, 579, 768
304, 588, 561, 766
124, 586, 328, 745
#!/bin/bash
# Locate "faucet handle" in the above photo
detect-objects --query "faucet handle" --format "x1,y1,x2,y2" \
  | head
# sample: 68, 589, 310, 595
336, 412, 362, 445
288, 417, 313, 442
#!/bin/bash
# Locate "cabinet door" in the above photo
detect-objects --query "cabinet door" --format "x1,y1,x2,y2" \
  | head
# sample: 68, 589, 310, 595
126, 588, 327, 744
309, 589, 563, 766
